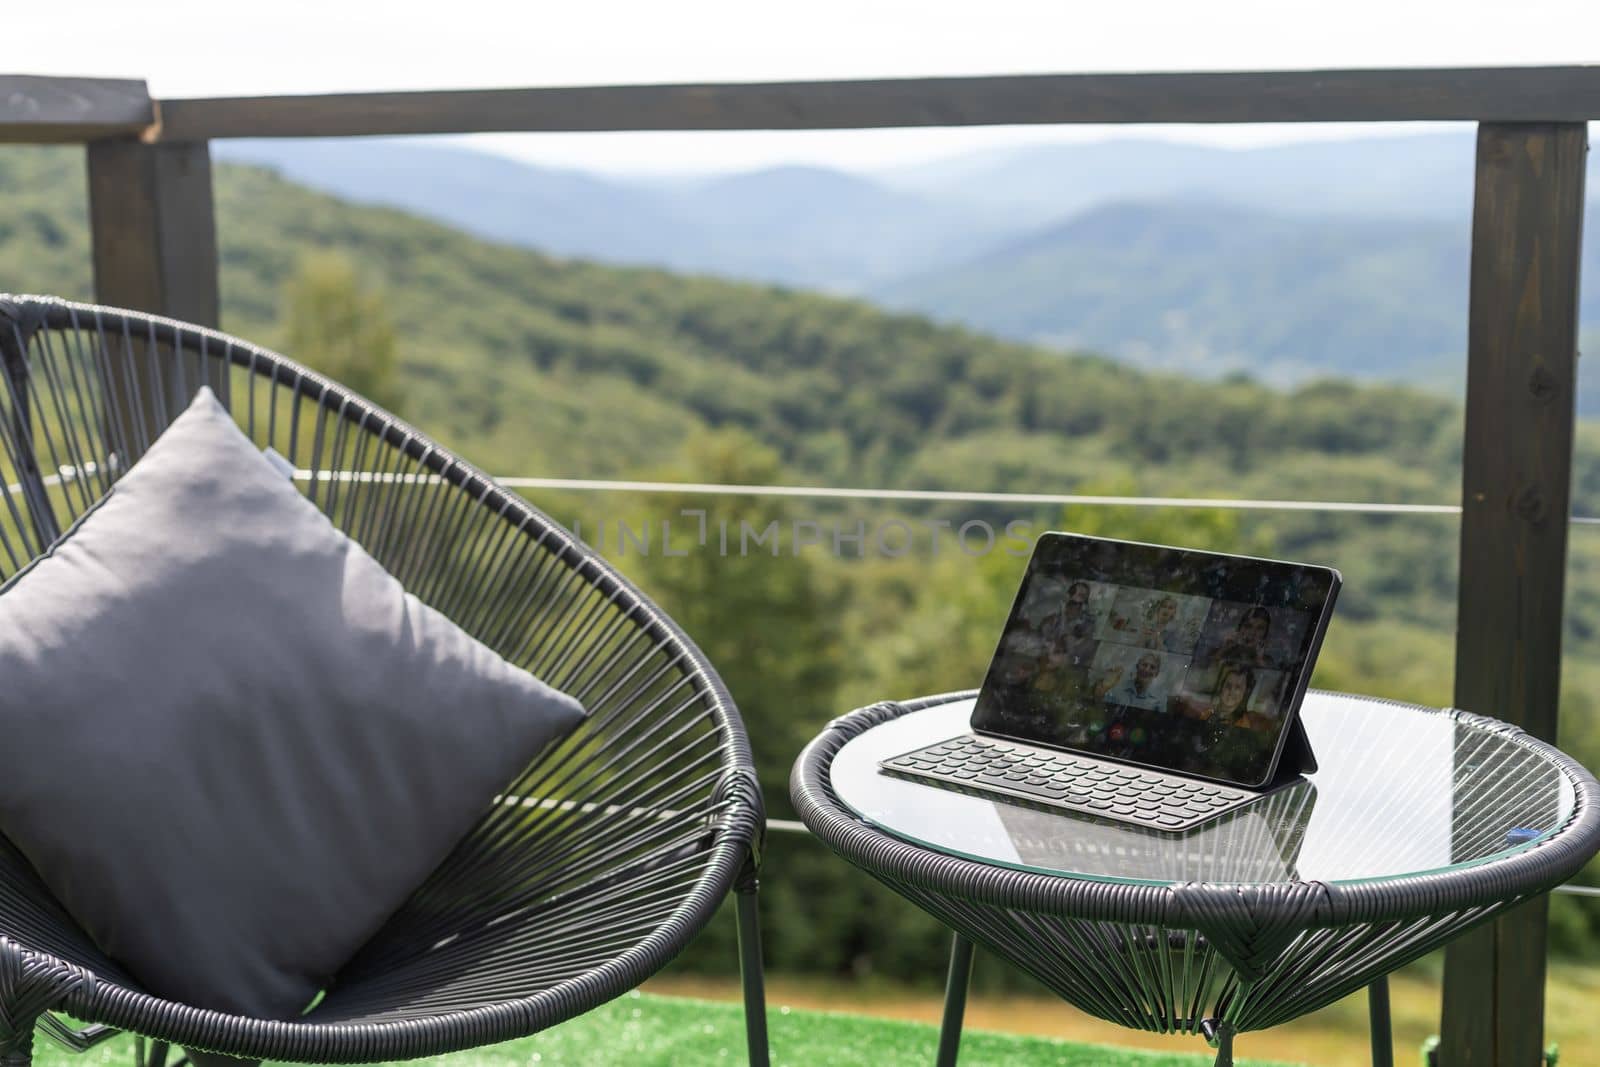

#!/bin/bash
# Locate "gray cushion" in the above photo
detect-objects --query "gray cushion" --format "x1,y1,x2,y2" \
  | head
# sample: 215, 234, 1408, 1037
0, 387, 585, 1019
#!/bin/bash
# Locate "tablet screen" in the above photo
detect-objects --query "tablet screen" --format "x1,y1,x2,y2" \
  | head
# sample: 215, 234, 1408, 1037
970, 533, 1340, 787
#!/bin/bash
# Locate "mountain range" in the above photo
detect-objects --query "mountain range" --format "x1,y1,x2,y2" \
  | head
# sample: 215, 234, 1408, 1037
215, 140, 998, 293
881, 134, 1491, 225
218, 134, 1600, 402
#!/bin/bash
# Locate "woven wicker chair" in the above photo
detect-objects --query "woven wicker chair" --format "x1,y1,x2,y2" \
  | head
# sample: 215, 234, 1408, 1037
0, 296, 770, 1067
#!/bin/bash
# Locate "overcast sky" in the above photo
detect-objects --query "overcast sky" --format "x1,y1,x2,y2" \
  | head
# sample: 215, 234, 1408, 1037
13, 0, 1600, 173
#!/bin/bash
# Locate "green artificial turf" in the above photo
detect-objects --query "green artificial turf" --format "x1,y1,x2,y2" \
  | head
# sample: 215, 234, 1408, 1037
31, 991, 1297, 1067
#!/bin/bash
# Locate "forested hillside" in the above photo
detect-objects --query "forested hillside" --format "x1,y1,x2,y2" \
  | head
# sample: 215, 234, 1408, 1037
3, 144, 1599, 975
876, 197, 1600, 403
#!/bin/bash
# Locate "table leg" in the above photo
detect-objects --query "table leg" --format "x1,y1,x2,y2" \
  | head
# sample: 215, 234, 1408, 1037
1368, 977, 1394, 1067
936, 933, 975, 1067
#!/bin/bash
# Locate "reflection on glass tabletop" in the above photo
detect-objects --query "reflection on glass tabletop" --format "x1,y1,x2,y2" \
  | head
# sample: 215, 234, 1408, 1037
828, 691, 1577, 886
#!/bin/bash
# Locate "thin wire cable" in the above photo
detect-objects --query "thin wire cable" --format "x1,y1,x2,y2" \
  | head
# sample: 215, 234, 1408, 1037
315, 471, 1600, 524
16, 467, 1600, 524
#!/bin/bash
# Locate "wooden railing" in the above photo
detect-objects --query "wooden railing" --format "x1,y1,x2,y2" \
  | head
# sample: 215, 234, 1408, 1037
3, 66, 1597, 1066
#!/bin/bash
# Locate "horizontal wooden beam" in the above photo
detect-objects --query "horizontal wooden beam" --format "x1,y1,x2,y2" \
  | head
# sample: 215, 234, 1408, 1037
156, 66, 1600, 140
0, 76, 153, 142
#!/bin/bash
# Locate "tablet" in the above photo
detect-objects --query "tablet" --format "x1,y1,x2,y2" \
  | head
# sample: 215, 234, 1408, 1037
970, 533, 1340, 789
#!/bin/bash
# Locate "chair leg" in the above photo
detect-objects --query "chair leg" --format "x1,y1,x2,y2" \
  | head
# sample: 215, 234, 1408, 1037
0, 1030, 32, 1067
734, 860, 770, 1067
137, 1040, 170, 1067
1210, 1023, 1235, 1067
937, 933, 975, 1067
1368, 977, 1393, 1067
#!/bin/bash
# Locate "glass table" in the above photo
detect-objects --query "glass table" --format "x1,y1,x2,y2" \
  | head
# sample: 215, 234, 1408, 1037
791, 691, 1600, 1067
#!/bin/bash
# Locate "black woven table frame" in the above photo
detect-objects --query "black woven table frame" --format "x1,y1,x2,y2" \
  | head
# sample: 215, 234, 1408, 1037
0, 296, 770, 1067
792, 693, 1600, 1067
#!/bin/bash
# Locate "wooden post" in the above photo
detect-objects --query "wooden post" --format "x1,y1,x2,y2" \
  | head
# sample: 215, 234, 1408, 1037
84, 139, 222, 454
86, 139, 219, 327
1440, 122, 1586, 1067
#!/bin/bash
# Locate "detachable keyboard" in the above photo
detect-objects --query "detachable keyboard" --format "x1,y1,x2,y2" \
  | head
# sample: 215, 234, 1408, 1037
880, 734, 1254, 832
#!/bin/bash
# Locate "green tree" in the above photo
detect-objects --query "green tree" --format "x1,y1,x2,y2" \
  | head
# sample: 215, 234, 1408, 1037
279, 252, 405, 413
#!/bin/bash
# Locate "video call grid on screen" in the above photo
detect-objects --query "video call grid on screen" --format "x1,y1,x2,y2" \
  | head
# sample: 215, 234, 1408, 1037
972, 535, 1337, 787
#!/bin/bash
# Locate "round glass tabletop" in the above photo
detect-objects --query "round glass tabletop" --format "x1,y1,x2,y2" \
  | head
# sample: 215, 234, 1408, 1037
828, 691, 1579, 886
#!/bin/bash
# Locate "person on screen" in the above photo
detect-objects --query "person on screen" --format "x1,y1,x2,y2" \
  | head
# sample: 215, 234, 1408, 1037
987, 628, 1057, 726
1035, 585, 1085, 645
996, 623, 1051, 687
1133, 594, 1190, 652
1095, 651, 1170, 711
1191, 665, 1274, 776
1018, 611, 1066, 682
1217, 606, 1273, 667
1041, 580, 1101, 668
1192, 665, 1268, 731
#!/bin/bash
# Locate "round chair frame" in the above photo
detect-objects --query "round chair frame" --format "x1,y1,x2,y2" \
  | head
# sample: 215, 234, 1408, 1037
0, 296, 770, 1067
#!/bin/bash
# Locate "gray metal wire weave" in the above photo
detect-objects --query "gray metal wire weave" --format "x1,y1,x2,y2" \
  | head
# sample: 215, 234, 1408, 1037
0, 295, 765, 1064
